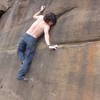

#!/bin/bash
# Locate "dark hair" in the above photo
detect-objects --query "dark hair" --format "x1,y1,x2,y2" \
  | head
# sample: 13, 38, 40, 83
43, 12, 57, 25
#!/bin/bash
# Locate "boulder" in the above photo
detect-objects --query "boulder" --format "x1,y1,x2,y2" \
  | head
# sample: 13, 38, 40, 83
0, 0, 100, 100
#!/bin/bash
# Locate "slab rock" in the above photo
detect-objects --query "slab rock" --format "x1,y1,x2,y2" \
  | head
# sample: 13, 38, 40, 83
0, 0, 100, 100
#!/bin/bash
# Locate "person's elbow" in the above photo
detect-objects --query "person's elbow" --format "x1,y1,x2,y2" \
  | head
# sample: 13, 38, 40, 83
33, 15, 37, 19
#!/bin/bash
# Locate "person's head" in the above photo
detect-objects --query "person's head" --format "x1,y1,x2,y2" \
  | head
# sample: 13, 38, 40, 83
43, 12, 57, 26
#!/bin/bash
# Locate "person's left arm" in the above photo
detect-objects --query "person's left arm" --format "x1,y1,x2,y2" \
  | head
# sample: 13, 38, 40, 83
33, 5, 45, 19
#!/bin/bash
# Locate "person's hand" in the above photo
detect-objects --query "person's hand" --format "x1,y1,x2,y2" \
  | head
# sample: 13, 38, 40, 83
40, 5, 46, 12
49, 45, 58, 50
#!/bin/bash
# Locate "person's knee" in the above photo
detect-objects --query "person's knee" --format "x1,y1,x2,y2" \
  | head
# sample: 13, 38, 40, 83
17, 45, 25, 54
17, 47, 22, 57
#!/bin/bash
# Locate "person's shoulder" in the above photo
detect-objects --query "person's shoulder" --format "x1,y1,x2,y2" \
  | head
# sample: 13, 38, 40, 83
44, 24, 50, 30
38, 15, 44, 19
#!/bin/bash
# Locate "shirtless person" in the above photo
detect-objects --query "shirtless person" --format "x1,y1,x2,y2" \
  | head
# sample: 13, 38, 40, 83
16, 5, 58, 80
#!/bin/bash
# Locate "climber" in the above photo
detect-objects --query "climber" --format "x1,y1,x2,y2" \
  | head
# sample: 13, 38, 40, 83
16, 5, 58, 80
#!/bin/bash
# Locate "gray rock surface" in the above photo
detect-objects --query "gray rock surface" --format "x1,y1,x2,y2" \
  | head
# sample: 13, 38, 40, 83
0, 0, 15, 10
0, 0, 100, 100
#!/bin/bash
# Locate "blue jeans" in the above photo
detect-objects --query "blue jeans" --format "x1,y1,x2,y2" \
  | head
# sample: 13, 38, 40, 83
16, 33, 37, 80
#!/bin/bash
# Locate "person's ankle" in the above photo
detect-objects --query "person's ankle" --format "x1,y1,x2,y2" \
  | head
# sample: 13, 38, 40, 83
16, 76, 25, 80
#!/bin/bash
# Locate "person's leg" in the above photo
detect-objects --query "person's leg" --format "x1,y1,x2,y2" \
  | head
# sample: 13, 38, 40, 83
17, 39, 26, 63
16, 43, 36, 80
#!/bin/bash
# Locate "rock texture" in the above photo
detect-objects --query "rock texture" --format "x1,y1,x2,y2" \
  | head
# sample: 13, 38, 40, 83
0, 0, 15, 10
0, 0, 16, 19
0, 0, 100, 100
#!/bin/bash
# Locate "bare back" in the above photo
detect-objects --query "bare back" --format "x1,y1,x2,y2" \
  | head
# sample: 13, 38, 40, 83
26, 15, 48, 38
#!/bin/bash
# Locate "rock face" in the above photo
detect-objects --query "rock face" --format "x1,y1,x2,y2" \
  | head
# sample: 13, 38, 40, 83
0, 0, 16, 18
0, 0, 15, 10
0, 0, 100, 100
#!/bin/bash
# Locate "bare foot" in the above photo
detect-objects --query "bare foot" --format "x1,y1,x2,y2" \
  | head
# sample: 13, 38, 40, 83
23, 78, 29, 81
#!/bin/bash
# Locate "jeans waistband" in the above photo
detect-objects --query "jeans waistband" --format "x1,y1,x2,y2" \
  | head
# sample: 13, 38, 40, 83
22, 33, 37, 43
25, 33, 37, 39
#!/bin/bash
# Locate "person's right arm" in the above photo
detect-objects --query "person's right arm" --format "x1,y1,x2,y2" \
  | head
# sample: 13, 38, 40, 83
44, 26, 50, 46
44, 26, 58, 50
